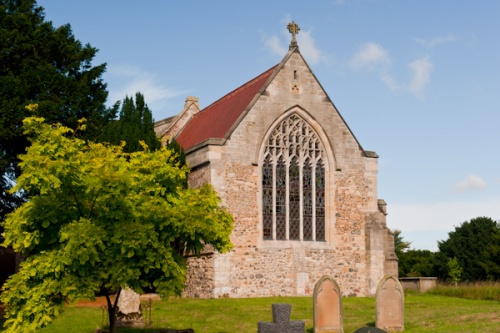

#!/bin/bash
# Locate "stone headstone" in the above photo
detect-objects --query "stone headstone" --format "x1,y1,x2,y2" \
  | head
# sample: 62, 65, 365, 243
258, 303, 305, 333
375, 276, 404, 332
116, 288, 145, 327
313, 275, 343, 333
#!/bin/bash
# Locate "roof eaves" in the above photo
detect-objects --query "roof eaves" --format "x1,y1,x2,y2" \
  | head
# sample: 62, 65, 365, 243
184, 138, 227, 155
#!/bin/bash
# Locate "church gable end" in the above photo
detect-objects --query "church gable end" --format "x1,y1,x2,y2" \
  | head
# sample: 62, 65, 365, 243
158, 22, 396, 298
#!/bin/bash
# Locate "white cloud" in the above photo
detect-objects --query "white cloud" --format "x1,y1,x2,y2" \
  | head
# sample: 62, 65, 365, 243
389, 197, 500, 251
387, 198, 500, 234
349, 42, 390, 71
261, 14, 291, 56
408, 57, 433, 96
415, 34, 459, 48
348, 43, 436, 96
297, 30, 327, 64
263, 35, 287, 56
453, 174, 486, 193
349, 43, 399, 91
381, 73, 399, 91
262, 23, 327, 65
107, 65, 185, 116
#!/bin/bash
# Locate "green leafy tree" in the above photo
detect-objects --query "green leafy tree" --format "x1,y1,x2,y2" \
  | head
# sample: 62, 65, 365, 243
393, 229, 411, 258
398, 249, 436, 277
98, 92, 160, 153
447, 257, 463, 286
437, 217, 500, 281
0, 109, 234, 333
393, 229, 411, 276
394, 230, 437, 277
0, 0, 112, 228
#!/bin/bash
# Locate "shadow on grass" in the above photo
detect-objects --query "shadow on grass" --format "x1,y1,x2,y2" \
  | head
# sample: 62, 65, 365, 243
111, 328, 196, 333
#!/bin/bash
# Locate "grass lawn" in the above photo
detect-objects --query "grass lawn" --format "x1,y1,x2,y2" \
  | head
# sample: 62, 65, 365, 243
1, 292, 498, 333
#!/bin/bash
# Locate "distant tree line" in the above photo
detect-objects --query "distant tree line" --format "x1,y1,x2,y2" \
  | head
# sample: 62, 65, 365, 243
396, 216, 500, 282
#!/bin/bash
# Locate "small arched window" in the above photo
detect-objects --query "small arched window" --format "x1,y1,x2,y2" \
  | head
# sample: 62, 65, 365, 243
262, 114, 326, 241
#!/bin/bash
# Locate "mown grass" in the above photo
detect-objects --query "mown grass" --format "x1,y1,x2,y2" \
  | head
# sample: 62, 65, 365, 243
1, 284, 499, 333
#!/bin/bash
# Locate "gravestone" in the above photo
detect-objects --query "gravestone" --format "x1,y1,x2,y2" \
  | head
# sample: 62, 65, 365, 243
375, 275, 404, 332
313, 275, 343, 333
116, 288, 145, 327
257, 303, 305, 333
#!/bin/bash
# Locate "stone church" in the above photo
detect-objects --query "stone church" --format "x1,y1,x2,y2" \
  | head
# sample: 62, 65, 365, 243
154, 22, 397, 298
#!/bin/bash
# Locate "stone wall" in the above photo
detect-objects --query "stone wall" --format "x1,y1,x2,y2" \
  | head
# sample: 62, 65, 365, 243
183, 254, 215, 298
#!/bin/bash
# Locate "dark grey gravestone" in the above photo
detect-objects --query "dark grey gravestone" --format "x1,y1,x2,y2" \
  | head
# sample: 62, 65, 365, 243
353, 326, 387, 333
258, 303, 305, 333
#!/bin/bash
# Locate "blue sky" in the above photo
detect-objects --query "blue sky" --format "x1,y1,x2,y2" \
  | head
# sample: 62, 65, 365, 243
38, 0, 500, 251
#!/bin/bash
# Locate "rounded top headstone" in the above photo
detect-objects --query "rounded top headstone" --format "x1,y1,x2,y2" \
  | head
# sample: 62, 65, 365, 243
353, 326, 387, 333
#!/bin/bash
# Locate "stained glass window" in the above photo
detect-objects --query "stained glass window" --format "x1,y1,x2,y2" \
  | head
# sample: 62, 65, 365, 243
262, 114, 326, 241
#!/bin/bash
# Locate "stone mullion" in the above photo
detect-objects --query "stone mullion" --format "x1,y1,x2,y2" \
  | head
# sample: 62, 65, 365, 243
311, 160, 317, 241
271, 146, 277, 240
285, 149, 290, 241
298, 136, 305, 241
299, 151, 304, 241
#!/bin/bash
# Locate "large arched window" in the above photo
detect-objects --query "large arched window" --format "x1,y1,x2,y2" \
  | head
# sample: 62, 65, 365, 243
262, 114, 326, 241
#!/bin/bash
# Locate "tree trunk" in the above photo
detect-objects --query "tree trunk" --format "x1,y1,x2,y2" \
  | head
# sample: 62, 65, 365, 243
105, 288, 122, 333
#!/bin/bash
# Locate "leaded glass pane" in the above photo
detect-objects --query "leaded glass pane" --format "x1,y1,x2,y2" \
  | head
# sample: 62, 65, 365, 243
303, 159, 313, 240
262, 155, 273, 239
289, 157, 300, 240
316, 160, 325, 241
276, 156, 286, 240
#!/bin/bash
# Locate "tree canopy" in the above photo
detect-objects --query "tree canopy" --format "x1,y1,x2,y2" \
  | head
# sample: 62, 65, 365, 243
0, 0, 112, 226
0, 110, 234, 333
398, 249, 436, 277
396, 219, 500, 281
436, 216, 499, 281
98, 92, 160, 153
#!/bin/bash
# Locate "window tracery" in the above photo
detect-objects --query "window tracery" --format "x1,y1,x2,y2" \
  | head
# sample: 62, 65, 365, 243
262, 114, 326, 241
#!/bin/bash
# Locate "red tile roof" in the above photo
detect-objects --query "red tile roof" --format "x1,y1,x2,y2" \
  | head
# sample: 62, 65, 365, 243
176, 65, 278, 151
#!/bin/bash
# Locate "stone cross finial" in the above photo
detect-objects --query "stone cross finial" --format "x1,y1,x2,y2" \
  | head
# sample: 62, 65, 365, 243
287, 21, 300, 49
